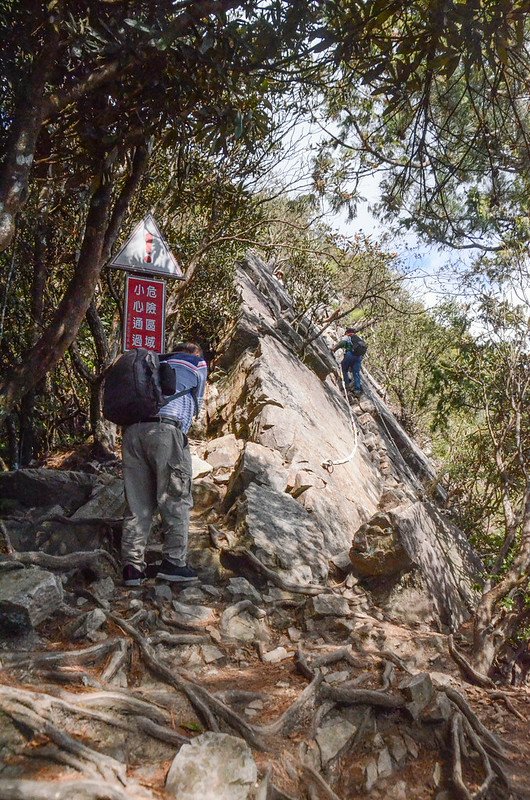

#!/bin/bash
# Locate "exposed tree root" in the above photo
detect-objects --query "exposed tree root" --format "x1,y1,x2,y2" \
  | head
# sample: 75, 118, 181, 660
4, 548, 118, 574
443, 687, 510, 757
0, 695, 125, 783
0, 779, 149, 800
149, 631, 209, 646
322, 684, 406, 709
103, 605, 267, 750
488, 691, 525, 721
0, 638, 120, 670
228, 547, 331, 596
301, 765, 343, 800
256, 674, 323, 736
448, 635, 495, 689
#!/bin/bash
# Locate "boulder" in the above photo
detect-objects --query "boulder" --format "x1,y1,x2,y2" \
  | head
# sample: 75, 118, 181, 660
0, 567, 63, 633
350, 512, 412, 578
312, 595, 351, 617
204, 434, 242, 471
316, 716, 356, 764
165, 732, 257, 800
70, 476, 126, 520
192, 455, 213, 479
0, 468, 97, 513
223, 442, 288, 511
235, 483, 328, 583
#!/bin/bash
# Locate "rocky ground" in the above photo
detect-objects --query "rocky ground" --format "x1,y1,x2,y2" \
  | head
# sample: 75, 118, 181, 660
0, 252, 529, 799
0, 504, 529, 800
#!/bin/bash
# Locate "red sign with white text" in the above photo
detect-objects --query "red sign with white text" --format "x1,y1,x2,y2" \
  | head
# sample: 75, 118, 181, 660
124, 275, 165, 352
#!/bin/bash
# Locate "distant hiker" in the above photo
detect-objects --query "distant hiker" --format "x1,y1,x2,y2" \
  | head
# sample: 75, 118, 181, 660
121, 342, 208, 586
333, 327, 368, 396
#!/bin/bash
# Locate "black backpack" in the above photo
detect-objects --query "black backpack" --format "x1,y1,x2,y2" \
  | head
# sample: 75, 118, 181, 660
102, 348, 197, 426
349, 334, 368, 356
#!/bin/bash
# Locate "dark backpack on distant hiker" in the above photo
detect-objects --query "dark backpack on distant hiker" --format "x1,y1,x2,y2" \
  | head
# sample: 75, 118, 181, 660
348, 334, 368, 356
102, 348, 197, 426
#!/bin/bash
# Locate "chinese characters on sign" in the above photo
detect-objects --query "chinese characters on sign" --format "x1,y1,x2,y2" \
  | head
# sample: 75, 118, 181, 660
124, 275, 165, 352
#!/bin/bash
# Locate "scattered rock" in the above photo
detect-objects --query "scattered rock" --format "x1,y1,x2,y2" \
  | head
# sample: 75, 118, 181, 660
262, 646, 291, 663
192, 454, 214, 479
312, 595, 350, 617
387, 734, 408, 765
90, 576, 115, 600
154, 584, 173, 603
70, 608, 107, 641
226, 577, 261, 603
0, 567, 63, 633
165, 732, 257, 800
178, 586, 207, 604
365, 758, 378, 791
377, 747, 393, 778
399, 673, 434, 719
70, 476, 126, 521
201, 644, 225, 663
0, 468, 97, 513
315, 716, 356, 765
172, 600, 215, 624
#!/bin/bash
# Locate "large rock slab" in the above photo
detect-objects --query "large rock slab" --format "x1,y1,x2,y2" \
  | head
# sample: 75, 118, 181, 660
235, 483, 328, 583
0, 567, 63, 633
165, 732, 257, 799
0, 469, 97, 513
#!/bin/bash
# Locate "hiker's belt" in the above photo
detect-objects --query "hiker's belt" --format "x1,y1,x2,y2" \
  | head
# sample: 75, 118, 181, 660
142, 417, 182, 429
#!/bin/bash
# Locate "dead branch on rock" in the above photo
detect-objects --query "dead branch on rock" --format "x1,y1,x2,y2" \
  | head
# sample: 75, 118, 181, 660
322, 683, 406, 709
448, 635, 495, 689
379, 649, 413, 674
229, 547, 331, 596
461, 716, 496, 800
311, 646, 363, 671
136, 717, 189, 747
295, 647, 315, 680
0, 779, 148, 800
5, 548, 118, 574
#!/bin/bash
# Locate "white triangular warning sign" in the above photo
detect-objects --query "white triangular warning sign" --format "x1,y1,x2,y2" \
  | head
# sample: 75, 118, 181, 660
108, 214, 184, 279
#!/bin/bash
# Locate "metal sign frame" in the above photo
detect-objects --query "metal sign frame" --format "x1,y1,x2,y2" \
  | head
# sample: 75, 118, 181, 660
109, 213, 184, 280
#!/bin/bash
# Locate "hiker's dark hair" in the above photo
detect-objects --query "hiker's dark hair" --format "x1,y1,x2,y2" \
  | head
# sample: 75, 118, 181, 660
174, 342, 203, 356
345, 327, 356, 334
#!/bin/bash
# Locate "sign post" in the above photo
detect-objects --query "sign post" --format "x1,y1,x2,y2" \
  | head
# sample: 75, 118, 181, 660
108, 214, 184, 352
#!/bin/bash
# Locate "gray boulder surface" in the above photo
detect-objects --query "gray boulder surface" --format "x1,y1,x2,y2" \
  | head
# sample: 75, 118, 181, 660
0, 567, 63, 632
165, 732, 257, 799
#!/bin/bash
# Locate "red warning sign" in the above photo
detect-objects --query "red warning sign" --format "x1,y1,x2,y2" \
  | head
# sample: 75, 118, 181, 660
124, 275, 165, 352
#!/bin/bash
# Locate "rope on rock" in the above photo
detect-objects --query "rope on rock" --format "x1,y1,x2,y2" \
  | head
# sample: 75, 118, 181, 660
322, 364, 360, 472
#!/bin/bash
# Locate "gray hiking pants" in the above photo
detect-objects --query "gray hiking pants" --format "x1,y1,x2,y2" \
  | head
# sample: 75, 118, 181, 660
121, 421, 193, 569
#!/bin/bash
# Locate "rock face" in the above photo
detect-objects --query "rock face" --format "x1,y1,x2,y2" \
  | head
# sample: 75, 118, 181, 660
0, 567, 63, 633
206, 251, 482, 627
165, 732, 257, 800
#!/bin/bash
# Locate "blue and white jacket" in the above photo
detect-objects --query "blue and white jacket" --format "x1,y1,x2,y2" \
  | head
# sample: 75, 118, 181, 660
158, 353, 208, 433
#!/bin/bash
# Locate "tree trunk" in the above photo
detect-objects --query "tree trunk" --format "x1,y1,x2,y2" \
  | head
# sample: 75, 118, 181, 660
0, 175, 113, 423
0, 24, 59, 252
471, 482, 530, 675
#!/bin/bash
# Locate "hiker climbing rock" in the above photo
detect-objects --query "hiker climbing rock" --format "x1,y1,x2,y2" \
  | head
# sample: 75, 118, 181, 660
114, 342, 208, 586
333, 327, 368, 397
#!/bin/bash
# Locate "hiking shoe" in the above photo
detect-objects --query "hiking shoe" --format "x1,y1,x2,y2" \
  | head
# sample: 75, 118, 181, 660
156, 560, 198, 583
123, 564, 146, 586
